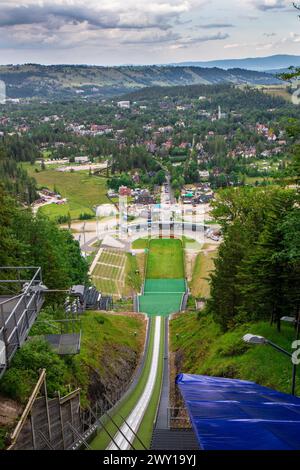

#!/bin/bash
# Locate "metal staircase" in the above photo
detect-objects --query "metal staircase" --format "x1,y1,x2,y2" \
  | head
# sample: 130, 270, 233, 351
0, 267, 46, 378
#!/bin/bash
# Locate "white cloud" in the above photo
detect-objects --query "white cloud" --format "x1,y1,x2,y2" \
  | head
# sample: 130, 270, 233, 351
250, 0, 290, 11
0, 0, 210, 50
224, 40, 273, 50
0, 1, 297, 64
281, 32, 300, 43
0, 1, 205, 30
173, 31, 230, 48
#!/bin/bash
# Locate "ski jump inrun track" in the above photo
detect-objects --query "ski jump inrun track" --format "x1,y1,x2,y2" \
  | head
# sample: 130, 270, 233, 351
90, 238, 187, 450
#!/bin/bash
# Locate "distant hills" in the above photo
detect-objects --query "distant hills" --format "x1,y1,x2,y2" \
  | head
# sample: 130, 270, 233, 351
0, 64, 283, 100
171, 54, 300, 72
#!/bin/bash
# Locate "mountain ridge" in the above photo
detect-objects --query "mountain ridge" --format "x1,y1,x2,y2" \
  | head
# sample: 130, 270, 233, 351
0, 64, 283, 100
169, 54, 300, 71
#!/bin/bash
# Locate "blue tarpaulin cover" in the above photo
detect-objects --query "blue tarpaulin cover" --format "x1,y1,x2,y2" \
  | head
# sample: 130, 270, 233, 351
176, 373, 300, 450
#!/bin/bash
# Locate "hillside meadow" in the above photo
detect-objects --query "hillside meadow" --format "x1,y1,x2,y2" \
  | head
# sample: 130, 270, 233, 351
23, 163, 109, 220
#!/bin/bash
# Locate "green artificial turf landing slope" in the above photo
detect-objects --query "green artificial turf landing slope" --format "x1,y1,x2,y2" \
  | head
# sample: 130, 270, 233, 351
139, 239, 186, 316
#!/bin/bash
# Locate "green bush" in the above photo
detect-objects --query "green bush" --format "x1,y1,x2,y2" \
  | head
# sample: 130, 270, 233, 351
79, 212, 94, 220
0, 338, 70, 402
215, 335, 250, 357
0, 426, 9, 450
56, 214, 70, 224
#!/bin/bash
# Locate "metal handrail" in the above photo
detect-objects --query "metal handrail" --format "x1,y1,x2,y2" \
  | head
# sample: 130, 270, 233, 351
66, 422, 91, 450
2, 267, 42, 327
0, 280, 38, 283
0, 266, 41, 270
0, 293, 24, 307
0, 267, 44, 377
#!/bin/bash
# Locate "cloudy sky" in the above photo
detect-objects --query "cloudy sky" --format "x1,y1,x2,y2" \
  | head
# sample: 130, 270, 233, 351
0, 0, 299, 65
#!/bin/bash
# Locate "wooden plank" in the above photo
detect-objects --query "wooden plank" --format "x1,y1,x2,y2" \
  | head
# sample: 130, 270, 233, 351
9, 369, 46, 446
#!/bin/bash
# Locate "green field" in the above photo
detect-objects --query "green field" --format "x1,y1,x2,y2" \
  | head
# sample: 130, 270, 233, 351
182, 236, 202, 250
146, 239, 184, 279
244, 176, 274, 185
23, 164, 109, 220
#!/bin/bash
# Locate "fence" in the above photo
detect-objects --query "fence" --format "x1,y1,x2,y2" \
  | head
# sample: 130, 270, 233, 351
167, 407, 192, 429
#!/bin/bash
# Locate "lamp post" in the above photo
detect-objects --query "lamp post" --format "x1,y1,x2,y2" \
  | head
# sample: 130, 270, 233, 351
243, 333, 297, 396
281, 316, 300, 396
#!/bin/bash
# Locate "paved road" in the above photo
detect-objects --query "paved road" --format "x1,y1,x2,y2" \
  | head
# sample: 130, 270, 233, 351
166, 173, 176, 205
160, 173, 175, 206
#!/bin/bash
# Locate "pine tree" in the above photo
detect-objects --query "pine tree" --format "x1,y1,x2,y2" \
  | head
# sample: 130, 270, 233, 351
238, 191, 297, 330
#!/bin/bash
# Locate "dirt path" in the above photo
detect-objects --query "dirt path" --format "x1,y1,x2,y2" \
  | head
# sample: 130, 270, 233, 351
0, 396, 22, 426
185, 250, 200, 282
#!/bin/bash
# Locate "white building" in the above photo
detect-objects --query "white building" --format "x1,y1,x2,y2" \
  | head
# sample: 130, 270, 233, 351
74, 156, 90, 164
218, 106, 226, 120
117, 101, 131, 109
199, 170, 210, 180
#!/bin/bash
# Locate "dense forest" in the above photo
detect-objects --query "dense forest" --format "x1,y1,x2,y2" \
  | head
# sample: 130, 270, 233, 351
207, 133, 300, 331
122, 83, 288, 109
0, 183, 89, 427
0, 134, 42, 203
0, 185, 89, 290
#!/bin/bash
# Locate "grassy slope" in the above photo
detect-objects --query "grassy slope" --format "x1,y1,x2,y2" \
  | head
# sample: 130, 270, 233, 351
136, 253, 146, 284
182, 236, 202, 250
0, 312, 145, 448
73, 312, 145, 406
0, 312, 145, 408
170, 312, 300, 396
132, 238, 149, 249
190, 250, 217, 298
147, 239, 184, 279
24, 164, 109, 219
125, 253, 143, 294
